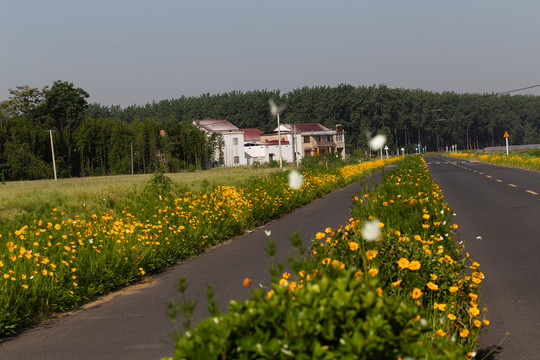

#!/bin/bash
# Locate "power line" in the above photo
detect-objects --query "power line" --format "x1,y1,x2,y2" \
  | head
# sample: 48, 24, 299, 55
498, 84, 540, 95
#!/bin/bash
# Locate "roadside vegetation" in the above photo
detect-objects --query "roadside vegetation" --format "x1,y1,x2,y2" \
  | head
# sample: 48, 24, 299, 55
449, 149, 540, 171
165, 155, 486, 359
0, 157, 399, 336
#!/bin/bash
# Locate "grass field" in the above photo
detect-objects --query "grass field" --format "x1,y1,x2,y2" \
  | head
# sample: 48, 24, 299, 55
0, 166, 281, 229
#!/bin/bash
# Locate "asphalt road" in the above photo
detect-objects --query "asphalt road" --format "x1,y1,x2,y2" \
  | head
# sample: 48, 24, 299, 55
425, 155, 540, 360
0, 171, 386, 360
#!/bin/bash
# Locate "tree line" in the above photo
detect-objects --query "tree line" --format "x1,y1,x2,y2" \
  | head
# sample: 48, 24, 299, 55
87, 84, 540, 152
2, 81, 540, 181
0, 81, 221, 181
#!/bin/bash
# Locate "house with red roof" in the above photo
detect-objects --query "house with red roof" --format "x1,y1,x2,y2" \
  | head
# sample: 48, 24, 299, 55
194, 119, 346, 167
261, 123, 346, 164
194, 119, 247, 166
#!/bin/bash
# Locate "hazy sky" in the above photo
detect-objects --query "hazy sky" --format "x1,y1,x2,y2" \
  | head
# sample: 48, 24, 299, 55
2, 0, 540, 107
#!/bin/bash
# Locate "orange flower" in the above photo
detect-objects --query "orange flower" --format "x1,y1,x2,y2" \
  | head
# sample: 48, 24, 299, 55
348, 242, 359, 251
408, 260, 421, 271
398, 258, 410, 269
366, 250, 378, 260
243, 278, 251, 287
426, 281, 439, 291
411, 288, 423, 299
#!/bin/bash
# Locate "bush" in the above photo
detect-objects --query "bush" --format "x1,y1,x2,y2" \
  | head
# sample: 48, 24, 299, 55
165, 271, 451, 360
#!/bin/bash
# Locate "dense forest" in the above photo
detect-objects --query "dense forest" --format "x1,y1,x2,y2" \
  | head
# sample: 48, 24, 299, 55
2, 81, 540, 181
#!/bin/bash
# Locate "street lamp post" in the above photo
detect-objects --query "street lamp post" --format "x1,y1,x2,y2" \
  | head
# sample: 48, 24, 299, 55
48, 129, 57, 180
269, 99, 286, 168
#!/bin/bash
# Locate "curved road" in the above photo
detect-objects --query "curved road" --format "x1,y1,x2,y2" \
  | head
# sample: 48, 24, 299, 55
0, 172, 386, 360
426, 155, 540, 360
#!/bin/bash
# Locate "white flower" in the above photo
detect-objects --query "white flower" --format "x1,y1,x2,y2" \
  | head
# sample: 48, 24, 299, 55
361, 219, 381, 242
368, 134, 387, 151
268, 98, 286, 116
476, 236, 482, 240
89, 239, 93, 244
264, 230, 272, 237
288, 170, 303, 190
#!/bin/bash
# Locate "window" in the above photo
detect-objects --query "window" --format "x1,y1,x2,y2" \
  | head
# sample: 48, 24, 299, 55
233, 138, 238, 145
303, 136, 310, 143
327, 135, 332, 142
234, 156, 239, 164
336, 133, 344, 142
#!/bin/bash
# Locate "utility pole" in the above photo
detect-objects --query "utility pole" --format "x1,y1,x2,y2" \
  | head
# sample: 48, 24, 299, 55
49, 129, 57, 180
269, 99, 287, 168
131, 142, 134, 175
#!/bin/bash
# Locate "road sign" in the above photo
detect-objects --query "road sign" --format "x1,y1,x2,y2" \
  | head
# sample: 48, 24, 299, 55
504, 131, 509, 138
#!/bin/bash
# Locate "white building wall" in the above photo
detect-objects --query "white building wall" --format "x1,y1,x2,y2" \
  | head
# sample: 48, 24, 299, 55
221, 132, 247, 166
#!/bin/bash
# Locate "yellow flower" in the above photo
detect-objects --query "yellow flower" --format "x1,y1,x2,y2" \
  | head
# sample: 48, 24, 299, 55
366, 250, 378, 260
54, 224, 61, 230
267, 289, 274, 299
354, 270, 363, 280
449, 285, 459, 293
22, 284, 29, 289
426, 281, 439, 291
469, 306, 480, 317
411, 288, 423, 299
398, 258, 410, 269
348, 242, 359, 251
368, 268, 379, 276
459, 329, 469, 338
483, 319, 490, 326
315, 232, 325, 240
73, 282, 78, 287
331, 260, 345, 270
322, 258, 331, 265
447, 314, 457, 321
282, 272, 291, 279
430, 274, 438, 280
392, 279, 402, 287
435, 329, 447, 337
474, 319, 482, 327
408, 260, 421, 271
279, 278, 288, 286
325, 227, 333, 233
433, 303, 447, 311
422, 214, 430, 220
377, 287, 383, 297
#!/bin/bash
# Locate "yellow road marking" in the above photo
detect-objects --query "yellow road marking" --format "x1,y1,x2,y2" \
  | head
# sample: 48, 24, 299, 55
526, 190, 538, 195
486, 175, 492, 178
509, 184, 517, 187
478, 172, 484, 175
496, 179, 503, 183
